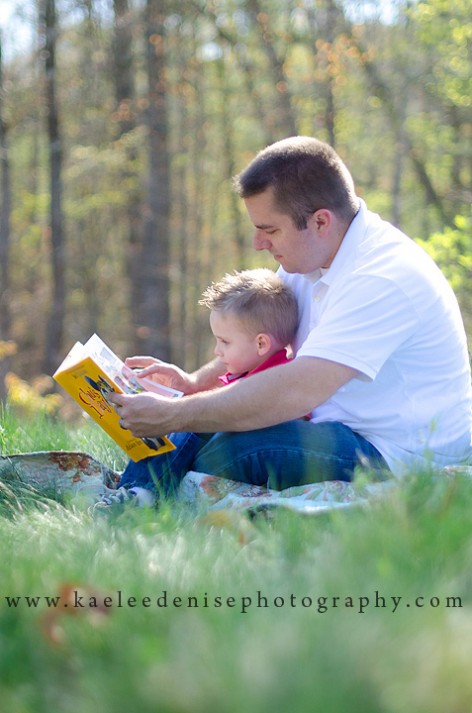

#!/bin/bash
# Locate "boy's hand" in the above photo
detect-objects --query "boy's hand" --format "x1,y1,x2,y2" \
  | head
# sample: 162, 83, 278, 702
124, 357, 195, 394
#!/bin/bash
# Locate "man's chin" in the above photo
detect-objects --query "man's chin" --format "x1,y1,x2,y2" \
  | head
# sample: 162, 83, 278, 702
274, 256, 288, 270
278, 262, 297, 273
279, 261, 316, 275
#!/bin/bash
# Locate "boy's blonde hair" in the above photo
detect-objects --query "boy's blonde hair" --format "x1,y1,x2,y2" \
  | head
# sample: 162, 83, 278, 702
199, 268, 299, 348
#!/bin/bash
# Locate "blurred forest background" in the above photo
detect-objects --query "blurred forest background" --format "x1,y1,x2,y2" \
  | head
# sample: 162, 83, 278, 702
0, 0, 471, 410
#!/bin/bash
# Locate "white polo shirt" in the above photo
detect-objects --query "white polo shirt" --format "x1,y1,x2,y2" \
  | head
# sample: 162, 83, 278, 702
279, 200, 472, 475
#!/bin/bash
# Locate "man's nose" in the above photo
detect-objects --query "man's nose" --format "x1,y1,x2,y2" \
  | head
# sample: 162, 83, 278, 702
253, 229, 270, 251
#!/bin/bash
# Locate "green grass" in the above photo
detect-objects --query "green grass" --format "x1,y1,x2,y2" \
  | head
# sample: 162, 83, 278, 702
1, 409, 472, 712
0, 407, 128, 470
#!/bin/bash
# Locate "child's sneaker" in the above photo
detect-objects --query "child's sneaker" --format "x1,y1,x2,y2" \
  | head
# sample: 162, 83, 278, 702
92, 486, 156, 513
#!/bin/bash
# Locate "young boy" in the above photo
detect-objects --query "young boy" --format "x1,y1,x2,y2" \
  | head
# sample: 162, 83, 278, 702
94, 268, 299, 509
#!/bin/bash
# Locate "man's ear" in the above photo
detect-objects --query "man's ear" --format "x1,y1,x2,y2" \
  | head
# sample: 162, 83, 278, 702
309, 208, 331, 233
256, 333, 272, 357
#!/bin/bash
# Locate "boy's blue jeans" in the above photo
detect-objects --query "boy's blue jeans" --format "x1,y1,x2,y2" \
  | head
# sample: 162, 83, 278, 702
119, 420, 389, 495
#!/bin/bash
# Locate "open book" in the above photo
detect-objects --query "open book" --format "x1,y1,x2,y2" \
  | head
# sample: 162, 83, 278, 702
53, 334, 182, 462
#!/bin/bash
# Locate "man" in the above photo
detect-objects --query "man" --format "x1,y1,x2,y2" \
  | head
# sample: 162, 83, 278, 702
110, 137, 472, 488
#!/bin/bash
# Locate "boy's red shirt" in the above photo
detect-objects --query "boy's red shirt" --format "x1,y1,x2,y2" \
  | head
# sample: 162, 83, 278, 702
218, 349, 291, 385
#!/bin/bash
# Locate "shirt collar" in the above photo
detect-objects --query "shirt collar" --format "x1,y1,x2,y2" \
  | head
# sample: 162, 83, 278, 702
218, 349, 290, 385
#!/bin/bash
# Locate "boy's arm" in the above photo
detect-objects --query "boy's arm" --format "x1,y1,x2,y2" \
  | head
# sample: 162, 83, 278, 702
124, 357, 226, 395
189, 358, 228, 392
109, 356, 358, 436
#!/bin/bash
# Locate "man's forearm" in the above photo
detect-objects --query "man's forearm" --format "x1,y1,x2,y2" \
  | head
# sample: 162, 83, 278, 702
173, 357, 358, 433
110, 357, 358, 439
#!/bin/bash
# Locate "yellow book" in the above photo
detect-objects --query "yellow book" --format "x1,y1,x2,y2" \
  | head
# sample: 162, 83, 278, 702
53, 334, 182, 462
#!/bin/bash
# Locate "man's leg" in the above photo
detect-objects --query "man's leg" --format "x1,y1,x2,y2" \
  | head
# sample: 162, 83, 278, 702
192, 420, 389, 490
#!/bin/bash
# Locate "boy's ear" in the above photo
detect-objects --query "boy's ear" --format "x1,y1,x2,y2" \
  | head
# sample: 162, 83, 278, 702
256, 333, 272, 356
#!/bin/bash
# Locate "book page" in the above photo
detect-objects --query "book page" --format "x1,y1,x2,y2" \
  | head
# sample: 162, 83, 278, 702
83, 334, 183, 398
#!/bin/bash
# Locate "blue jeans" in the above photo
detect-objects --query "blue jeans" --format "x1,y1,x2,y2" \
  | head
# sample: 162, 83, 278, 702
119, 431, 213, 496
119, 420, 388, 494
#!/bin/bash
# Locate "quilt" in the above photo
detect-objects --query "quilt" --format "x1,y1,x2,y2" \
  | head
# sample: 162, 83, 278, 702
1, 450, 470, 515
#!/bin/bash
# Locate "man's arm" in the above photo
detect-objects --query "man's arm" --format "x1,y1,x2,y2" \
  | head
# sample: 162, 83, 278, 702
109, 356, 358, 437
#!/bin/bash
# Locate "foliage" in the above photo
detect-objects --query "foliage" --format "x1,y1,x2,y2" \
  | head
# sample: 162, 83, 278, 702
417, 212, 472, 338
0, 0, 471, 376
0, 341, 17, 360
4, 374, 63, 417
413, 0, 472, 108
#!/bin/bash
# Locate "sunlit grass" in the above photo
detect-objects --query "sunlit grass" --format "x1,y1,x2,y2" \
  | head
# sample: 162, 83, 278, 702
0, 405, 128, 471
1, 410, 472, 712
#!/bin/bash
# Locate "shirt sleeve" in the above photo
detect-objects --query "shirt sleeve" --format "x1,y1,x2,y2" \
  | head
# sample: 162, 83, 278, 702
296, 274, 421, 380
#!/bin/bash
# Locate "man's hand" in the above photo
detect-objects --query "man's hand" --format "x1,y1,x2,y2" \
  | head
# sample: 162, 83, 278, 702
108, 391, 178, 438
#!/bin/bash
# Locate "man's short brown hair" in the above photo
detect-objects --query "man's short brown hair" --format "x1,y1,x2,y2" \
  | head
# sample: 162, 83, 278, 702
233, 136, 358, 229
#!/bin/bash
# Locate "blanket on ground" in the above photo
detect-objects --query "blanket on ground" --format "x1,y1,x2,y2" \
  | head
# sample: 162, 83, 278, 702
1, 451, 470, 515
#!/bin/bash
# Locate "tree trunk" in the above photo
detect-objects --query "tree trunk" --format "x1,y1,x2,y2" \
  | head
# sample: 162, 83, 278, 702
112, 0, 143, 353
136, 0, 171, 359
216, 56, 246, 267
0, 34, 12, 404
41, 0, 66, 375
245, 0, 298, 138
